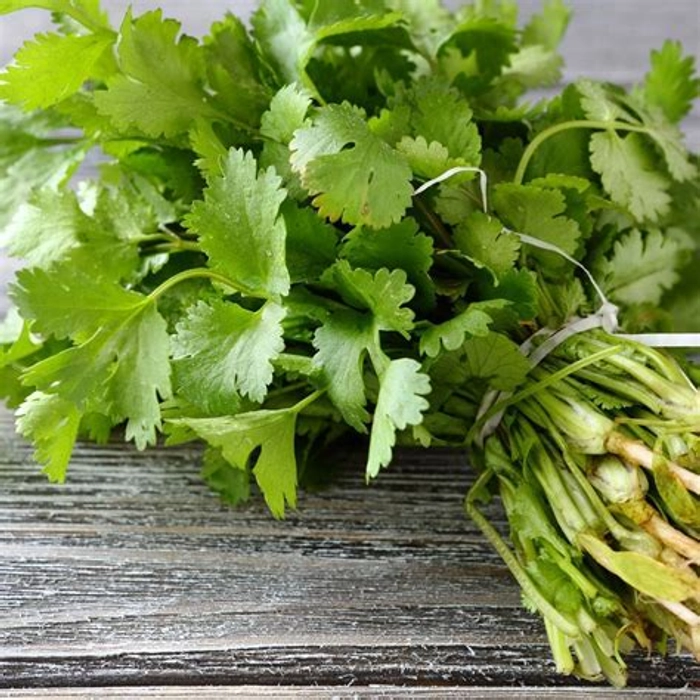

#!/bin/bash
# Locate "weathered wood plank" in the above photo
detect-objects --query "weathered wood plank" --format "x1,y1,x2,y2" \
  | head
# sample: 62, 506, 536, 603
2, 687, 696, 699
1, 407, 699, 691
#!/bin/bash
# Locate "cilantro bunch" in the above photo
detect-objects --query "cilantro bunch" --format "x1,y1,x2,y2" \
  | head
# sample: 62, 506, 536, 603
1, 0, 699, 685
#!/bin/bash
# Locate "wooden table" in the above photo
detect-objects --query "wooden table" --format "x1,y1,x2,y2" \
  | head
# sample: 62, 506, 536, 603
1, 1, 699, 696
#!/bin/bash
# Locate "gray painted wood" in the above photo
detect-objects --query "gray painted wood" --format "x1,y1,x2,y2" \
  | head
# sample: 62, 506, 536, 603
0, 1, 699, 695
1, 403, 699, 691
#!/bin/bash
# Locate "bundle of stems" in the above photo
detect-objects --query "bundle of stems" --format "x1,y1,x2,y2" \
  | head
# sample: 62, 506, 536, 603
466, 330, 700, 685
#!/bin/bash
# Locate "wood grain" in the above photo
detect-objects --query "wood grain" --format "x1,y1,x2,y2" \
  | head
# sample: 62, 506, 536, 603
1, 408, 699, 692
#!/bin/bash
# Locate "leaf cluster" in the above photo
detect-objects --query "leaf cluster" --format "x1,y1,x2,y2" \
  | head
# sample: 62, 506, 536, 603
0, 0, 698, 517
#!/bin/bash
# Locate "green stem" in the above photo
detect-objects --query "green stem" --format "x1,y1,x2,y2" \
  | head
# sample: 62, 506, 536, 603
292, 389, 326, 414
413, 197, 453, 248
465, 471, 581, 638
514, 120, 651, 186
147, 268, 255, 302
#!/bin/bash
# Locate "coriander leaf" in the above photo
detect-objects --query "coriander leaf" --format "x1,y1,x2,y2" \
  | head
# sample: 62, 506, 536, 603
500, 45, 563, 92
260, 84, 313, 143
11, 263, 148, 341
313, 310, 373, 432
251, 0, 313, 85
0, 129, 85, 232
597, 228, 693, 306
641, 40, 700, 124
322, 260, 415, 335
479, 268, 539, 321
16, 271, 172, 448
438, 17, 517, 97
314, 12, 411, 51
282, 201, 338, 283
201, 446, 251, 507
454, 210, 520, 281
0, 309, 43, 408
340, 218, 435, 310
0, 31, 114, 110
107, 303, 172, 448
385, 0, 452, 58
260, 84, 312, 198
0, 0, 110, 31
186, 148, 290, 299
420, 301, 500, 358
95, 10, 216, 139
492, 183, 580, 257
462, 332, 530, 391
15, 391, 81, 482
639, 113, 697, 183
397, 77, 482, 164
366, 358, 431, 479
173, 299, 286, 408
3, 184, 139, 282
521, 0, 570, 51
397, 136, 453, 179
1, 189, 81, 267
290, 103, 413, 228
203, 14, 271, 129
22, 302, 171, 449
589, 131, 671, 222
172, 409, 299, 518
576, 79, 635, 123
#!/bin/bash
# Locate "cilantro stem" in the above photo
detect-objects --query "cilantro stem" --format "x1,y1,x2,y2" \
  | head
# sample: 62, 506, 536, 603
514, 120, 652, 186
292, 389, 326, 414
465, 470, 580, 637
413, 197, 452, 248
147, 268, 254, 302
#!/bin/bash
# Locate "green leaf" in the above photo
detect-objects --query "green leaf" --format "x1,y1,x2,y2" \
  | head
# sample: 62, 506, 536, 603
462, 332, 530, 392
340, 218, 435, 309
17, 273, 172, 448
438, 16, 517, 96
641, 40, 700, 124
597, 228, 693, 306
15, 391, 81, 482
521, 0, 571, 51
253, 0, 412, 89
94, 10, 216, 138
173, 299, 286, 409
203, 13, 271, 128
577, 80, 634, 123
290, 102, 413, 228
419, 301, 501, 358
282, 201, 338, 283
322, 260, 415, 335
589, 131, 671, 222
201, 446, 251, 507
186, 148, 290, 299
492, 183, 581, 257
251, 0, 314, 85
367, 358, 431, 479
172, 409, 299, 518
1, 189, 81, 267
397, 136, 453, 179
11, 263, 147, 341
0, 0, 110, 30
313, 310, 373, 432
579, 532, 700, 603
0, 31, 114, 110
454, 210, 520, 281
0, 115, 85, 231
385, 0, 452, 58
260, 84, 313, 143
395, 77, 482, 164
